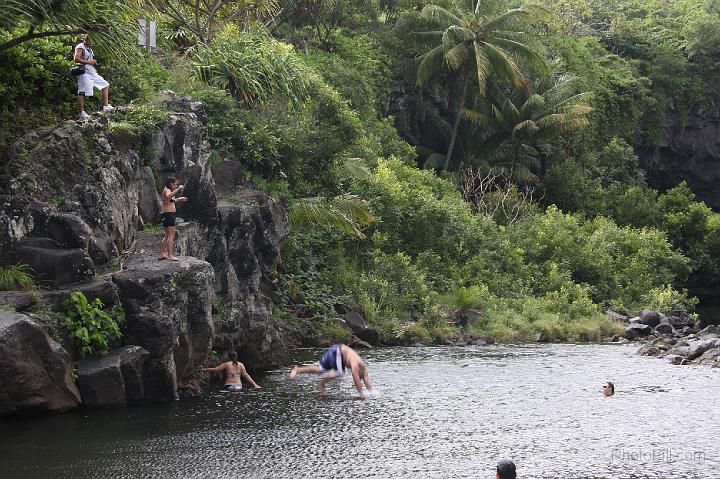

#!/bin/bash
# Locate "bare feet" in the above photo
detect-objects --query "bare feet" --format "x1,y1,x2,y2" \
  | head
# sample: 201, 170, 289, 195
289, 366, 298, 379
168, 256, 180, 261
158, 256, 167, 260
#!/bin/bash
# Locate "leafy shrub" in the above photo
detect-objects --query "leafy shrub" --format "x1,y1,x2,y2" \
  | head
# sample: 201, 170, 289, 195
62, 291, 123, 359
0, 264, 35, 291
309, 319, 351, 344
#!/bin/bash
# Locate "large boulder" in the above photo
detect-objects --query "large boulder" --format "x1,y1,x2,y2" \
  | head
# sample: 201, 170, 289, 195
639, 310, 663, 327
341, 311, 381, 346
665, 311, 695, 330
112, 256, 215, 401
0, 313, 81, 416
686, 338, 720, 360
625, 323, 652, 339
13, 237, 95, 287
41, 277, 118, 312
77, 345, 150, 407
654, 321, 676, 336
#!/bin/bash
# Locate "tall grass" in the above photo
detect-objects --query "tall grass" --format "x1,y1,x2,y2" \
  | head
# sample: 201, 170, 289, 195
0, 264, 36, 291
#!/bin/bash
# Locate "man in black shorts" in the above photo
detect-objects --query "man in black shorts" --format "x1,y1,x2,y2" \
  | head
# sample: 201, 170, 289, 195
159, 176, 187, 261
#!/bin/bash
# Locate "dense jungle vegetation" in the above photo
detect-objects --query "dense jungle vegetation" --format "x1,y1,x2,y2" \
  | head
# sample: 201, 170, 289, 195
2, 0, 720, 344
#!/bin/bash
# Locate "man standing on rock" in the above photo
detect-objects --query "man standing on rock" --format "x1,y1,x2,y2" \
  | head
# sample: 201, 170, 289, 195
159, 176, 187, 261
74, 34, 114, 120
289, 344, 373, 399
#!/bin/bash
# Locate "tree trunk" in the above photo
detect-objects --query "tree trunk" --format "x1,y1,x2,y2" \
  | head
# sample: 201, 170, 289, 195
0, 29, 84, 54
444, 75, 469, 171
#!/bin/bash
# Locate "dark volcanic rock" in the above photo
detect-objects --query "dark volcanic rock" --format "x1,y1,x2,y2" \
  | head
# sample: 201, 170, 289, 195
175, 191, 290, 368
137, 166, 161, 224
0, 313, 81, 416
77, 345, 150, 407
625, 323, 652, 339
606, 310, 631, 324
41, 277, 118, 312
113, 256, 214, 401
637, 100, 720, 209
0, 291, 37, 312
665, 311, 695, 330
654, 322, 676, 336
13, 237, 95, 287
639, 310, 662, 327
342, 311, 381, 346
686, 338, 720, 360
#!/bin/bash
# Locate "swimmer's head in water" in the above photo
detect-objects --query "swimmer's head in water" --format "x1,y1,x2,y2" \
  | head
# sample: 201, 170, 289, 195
602, 382, 614, 396
165, 176, 179, 189
496, 459, 516, 479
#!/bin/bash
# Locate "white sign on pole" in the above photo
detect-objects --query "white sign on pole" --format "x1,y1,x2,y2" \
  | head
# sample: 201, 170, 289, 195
138, 19, 157, 48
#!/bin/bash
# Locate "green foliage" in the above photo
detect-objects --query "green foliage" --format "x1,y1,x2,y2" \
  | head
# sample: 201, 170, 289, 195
0, 264, 35, 291
62, 291, 123, 359
193, 30, 311, 109
308, 319, 352, 344
289, 194, 374, 239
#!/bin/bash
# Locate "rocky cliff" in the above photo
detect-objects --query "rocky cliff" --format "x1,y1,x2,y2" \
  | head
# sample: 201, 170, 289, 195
0, 95, 288, 416
636, 100, 720, 210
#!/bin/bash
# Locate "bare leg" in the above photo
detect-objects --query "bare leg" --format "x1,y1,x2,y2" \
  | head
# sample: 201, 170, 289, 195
167, 227, 179, 260
102, 87, 109, 106
77, 95, 84, 112
290, 365, 322, 378
317, 370, 338, 394
159, 229, 168, 259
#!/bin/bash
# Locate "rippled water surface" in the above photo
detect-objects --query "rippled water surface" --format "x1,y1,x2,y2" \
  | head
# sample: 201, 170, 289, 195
1, 344, 719, 478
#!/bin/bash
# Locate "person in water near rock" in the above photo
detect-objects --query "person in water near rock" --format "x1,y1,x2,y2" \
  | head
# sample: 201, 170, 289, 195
496, 460, 516, 479
159, 176, 187, 261
289, 344, 373, 399
602, 381, 615, 396
200, 351, 260, 391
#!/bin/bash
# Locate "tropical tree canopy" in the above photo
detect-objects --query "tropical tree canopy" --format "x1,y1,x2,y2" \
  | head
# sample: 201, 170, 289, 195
414, 0, 550, 170
0, 0, 142, 54
463, 74, 593, 180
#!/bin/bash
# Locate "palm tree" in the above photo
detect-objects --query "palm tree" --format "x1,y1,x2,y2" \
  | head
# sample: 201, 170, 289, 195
0, 0, 141, 54
463, 74, 593, 181
415, 0, 549, 170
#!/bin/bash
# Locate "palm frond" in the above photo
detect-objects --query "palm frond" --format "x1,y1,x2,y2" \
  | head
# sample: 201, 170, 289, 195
420, 4, 463, 28
289, 195, 374, 240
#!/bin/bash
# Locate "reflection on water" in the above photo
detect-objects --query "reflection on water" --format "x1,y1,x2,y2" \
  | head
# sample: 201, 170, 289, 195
1, 344, 719, 478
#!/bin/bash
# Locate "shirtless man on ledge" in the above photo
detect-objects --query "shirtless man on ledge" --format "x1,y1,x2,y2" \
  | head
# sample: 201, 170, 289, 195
290, 344, 373, 399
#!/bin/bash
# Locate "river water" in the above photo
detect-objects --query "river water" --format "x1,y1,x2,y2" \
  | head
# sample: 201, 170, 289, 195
0, 344, 718, 478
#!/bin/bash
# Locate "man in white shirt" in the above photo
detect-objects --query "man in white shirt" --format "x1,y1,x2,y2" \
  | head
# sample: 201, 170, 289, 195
74, 34, 114, 120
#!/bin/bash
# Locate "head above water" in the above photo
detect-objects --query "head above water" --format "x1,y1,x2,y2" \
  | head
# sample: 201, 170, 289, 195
496, 460, 516, 479
602, 381, 615, 396
165, 176, 179, 189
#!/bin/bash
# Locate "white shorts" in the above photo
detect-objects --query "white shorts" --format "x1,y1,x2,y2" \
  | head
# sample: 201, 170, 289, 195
77, 66, 109, 96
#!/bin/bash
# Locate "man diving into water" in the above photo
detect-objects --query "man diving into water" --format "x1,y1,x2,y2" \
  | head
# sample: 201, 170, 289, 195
289, 344, 373, 399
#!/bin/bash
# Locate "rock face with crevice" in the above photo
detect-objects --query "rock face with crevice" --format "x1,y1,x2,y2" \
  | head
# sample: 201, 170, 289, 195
0, 95, 289, 415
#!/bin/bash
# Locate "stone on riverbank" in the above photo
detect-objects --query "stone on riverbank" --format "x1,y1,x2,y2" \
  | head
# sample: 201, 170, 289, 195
625, 323, 652, 339
639, 310, 663, 327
